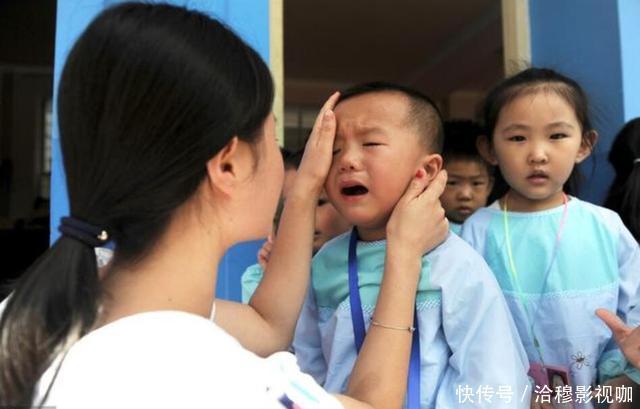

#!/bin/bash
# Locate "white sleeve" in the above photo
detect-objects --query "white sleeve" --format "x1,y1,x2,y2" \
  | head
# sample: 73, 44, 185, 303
36, 312, 342, 409
264, 352, 342, 409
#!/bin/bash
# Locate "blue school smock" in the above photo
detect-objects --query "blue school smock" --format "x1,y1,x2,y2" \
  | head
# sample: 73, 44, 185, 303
293, 231, 530, 408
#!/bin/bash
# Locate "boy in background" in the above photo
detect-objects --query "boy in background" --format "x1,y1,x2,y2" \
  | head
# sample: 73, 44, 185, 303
439, 120, 493, 235
241, 149, 350, 303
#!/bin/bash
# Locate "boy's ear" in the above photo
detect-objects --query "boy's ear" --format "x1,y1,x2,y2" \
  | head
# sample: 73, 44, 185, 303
420, 153, 443, 183
205, 136, 241, 197
476, 135, 498, 166
576, 130, 598, 164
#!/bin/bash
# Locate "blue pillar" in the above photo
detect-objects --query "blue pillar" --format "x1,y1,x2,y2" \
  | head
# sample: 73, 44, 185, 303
528, 0, 640, 204
618, 0, 640, 121
51, 0, 270, 301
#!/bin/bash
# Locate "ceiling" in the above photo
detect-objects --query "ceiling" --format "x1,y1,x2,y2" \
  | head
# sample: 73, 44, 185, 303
0, 0, 504, 113
284, 0, 504, 108
0, 0, 55, 67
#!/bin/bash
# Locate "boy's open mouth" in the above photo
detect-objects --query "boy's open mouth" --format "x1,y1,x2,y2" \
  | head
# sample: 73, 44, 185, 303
341, 185, 369, 196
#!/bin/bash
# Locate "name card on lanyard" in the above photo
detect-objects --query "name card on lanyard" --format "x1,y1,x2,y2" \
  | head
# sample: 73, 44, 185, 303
347, 228, 421, 408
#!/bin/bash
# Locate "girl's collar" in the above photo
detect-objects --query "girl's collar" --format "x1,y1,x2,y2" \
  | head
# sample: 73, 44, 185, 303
488, 195, 578, 217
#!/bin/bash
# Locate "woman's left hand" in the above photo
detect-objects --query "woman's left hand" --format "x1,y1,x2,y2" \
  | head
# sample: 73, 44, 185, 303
291, 92, 340, 198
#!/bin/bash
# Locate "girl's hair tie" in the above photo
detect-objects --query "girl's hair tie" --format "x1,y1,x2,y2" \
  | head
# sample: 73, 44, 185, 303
58, 216, 109, 248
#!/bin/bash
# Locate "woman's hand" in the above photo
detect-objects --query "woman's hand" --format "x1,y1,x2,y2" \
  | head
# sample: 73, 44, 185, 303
217, 93, 341, 356
386, 169, 448, 257
289, 92, 340, 199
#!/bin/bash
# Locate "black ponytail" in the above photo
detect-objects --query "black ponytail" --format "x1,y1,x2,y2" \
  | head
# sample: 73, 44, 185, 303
0, 237, 101, 404
0, 2, 274, 405
605, 118, 640, 241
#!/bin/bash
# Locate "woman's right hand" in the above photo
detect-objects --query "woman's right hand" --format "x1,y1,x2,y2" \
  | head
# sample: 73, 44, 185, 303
236, 93, 340, 356
386, 169, 448, 257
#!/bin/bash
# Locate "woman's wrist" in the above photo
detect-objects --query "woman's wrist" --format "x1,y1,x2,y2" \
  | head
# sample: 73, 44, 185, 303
383, 242, 422, 285
286, 183, 322, 204
385, 236, 424, 262
286, 191, 319, 208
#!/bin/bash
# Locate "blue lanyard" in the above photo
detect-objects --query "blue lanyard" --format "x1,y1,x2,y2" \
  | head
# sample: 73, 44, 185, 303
347, 228, 421, 408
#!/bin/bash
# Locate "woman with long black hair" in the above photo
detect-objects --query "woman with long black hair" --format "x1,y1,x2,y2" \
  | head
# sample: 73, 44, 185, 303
0, 3, 448, 408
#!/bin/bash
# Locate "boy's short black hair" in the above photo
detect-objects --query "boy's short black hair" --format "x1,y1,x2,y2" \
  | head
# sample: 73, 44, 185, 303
337, 82, 444, 153
442, 120, 492, 173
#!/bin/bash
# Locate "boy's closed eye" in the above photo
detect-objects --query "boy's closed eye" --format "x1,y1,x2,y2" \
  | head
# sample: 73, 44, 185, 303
363, 142, 383, 147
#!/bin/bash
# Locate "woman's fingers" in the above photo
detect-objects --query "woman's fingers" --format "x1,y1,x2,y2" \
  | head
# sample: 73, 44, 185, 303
398, 169, 447, 206
387, 169, 448, 257
398, 169, 429, 203
308, 92, 340, 146
293, 92, 340, 196
422, 169, 447, 200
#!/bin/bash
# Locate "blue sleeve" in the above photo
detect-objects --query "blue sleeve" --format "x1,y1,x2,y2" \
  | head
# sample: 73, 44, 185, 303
292, 288, 327, 386
459, 211, 490, 255
240, 264, 264, 304
436, 260, 531, 408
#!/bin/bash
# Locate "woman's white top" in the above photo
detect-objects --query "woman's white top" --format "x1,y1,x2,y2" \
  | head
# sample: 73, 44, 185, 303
33, 310, 342, 409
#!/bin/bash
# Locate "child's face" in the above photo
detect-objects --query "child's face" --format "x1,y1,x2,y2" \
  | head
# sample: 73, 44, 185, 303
326, 92, 431, 240
313, 190, 350, 253
441, 158, 492, 224
489, 92, 591, 209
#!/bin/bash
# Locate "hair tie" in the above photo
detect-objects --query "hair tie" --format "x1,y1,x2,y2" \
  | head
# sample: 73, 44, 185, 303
58, 216, 109, 248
